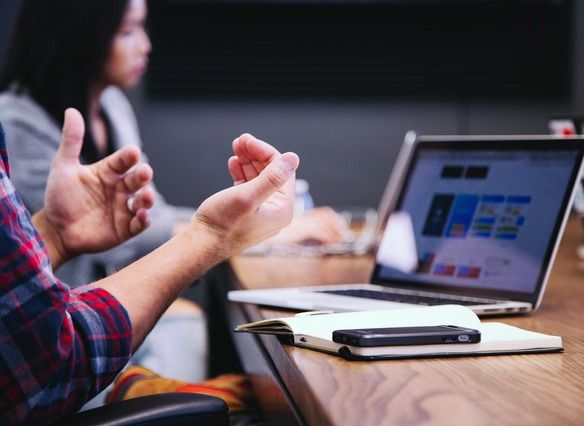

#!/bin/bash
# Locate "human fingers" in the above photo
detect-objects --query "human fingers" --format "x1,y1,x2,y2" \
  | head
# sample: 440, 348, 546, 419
322, 217, 347, 243
128, 208, 151, 236
286, 208, 345, 244
231, 135, 252, 163
312, 207, 347, 237
233, 135, 261, 181
99, 145, 142, 176
242, 152, 299, 209
54, 108, 85, 166
306, 222, 344, 244
228, 156, 246, 184
233, 134, 280, 179
319, 221, 346, 243
233, 134, 280, 162
127, 187, 155, 214
123, 163, 154, 193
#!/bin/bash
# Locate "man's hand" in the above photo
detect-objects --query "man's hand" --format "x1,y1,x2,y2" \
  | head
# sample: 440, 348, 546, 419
33, 108, 155, 268
92, 133, 297, 348
194, 133, 299, 256
268, 206, 347, 245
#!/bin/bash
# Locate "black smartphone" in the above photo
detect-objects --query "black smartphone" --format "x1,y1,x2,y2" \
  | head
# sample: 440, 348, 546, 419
332, 325, 481, 347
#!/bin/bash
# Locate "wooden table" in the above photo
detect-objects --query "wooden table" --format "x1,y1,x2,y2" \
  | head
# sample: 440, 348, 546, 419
227, 217, 584, 426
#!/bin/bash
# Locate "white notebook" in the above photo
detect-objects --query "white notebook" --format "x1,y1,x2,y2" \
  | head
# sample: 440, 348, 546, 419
235, 305, 563, 360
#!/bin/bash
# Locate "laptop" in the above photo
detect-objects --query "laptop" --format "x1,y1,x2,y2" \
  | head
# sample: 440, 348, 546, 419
229, 134, 584, 315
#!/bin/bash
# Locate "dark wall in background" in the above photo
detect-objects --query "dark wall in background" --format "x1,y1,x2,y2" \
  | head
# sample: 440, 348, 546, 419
146, 2, 572, 100
0, 1, 20, 70
2, 0, 583, 209
132, 0, 584, 209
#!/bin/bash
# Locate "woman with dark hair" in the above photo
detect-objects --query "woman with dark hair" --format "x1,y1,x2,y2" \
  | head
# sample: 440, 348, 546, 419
0, 0, 132, 150
0, 0, 189, 286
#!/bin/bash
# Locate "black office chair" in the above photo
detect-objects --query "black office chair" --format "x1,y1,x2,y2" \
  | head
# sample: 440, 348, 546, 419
56, 392, 229, 426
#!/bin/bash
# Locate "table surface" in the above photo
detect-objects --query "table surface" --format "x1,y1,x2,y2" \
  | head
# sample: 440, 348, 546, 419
229, 216, 584, 426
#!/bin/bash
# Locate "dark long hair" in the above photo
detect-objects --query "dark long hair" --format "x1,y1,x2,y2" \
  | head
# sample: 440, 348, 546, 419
0, 0, 129, 157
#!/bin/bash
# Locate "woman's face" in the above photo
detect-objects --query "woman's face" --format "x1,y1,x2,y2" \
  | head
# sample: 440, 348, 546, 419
103, 0, 151, 89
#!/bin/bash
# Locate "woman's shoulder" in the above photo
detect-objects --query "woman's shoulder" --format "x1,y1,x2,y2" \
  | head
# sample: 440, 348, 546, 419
101, 86, 142, 149
0, 90, 60, 139
101, 86, 135, 118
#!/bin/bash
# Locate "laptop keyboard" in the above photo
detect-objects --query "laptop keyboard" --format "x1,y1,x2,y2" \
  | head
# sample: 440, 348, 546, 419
318, 289, 497, 306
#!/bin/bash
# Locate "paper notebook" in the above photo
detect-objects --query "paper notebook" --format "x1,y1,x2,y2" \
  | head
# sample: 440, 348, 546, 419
234, 305, 563, 360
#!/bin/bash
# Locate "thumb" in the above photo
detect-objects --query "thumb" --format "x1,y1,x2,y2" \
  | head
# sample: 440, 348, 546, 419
245, 152, 299, 205
55, 108, 85, 165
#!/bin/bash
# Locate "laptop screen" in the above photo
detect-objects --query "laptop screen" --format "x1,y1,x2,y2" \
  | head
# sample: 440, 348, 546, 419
372, 138, 583, 303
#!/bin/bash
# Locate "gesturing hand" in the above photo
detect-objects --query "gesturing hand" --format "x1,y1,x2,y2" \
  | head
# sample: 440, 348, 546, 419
35, 108, 155, 268
268, 206, 347, 245
194, 133, 299, 256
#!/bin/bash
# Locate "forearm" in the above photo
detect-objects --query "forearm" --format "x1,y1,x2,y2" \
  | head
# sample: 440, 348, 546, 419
0, 189, 132, 422
32, 209, 69, 269
90, 221, 227, 350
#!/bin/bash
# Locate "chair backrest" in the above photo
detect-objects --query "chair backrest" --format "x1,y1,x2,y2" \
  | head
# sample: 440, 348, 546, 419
56, 392, 229, 426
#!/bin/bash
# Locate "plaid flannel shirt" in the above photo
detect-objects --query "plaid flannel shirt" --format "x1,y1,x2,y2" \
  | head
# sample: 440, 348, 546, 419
0, 124, 132, 424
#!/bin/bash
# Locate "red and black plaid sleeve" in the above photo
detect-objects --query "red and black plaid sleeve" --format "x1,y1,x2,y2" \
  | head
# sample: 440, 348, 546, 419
0, 125, 132, 425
